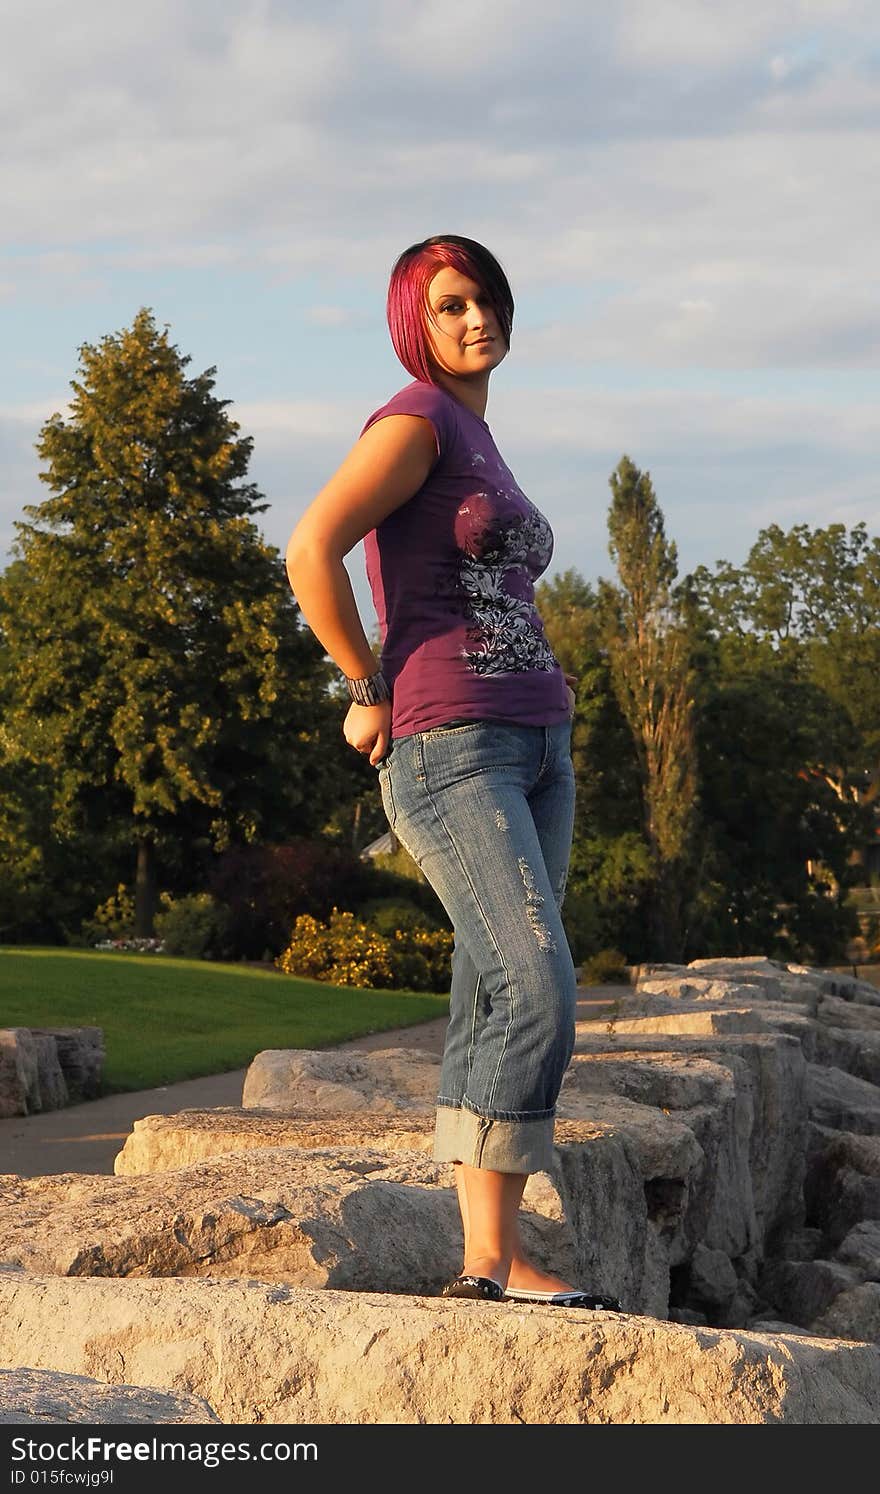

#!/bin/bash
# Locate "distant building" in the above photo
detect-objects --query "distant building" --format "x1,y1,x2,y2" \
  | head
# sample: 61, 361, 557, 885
360, 829, 399, 860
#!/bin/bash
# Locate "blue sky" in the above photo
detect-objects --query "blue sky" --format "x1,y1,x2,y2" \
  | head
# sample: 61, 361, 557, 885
2, 0, 878, 622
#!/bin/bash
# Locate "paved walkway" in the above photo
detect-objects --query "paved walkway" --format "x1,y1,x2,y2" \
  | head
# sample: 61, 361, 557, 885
0, 990, 622, 1178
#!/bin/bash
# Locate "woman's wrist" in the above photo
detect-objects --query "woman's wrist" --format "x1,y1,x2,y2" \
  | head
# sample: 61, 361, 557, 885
345, 669, 390, 706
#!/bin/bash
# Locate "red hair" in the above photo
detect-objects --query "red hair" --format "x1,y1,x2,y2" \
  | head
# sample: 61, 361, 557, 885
386, 235, 514, 384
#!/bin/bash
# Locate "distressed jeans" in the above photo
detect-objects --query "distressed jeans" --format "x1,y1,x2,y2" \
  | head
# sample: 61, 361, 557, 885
377, 718, 577, 1173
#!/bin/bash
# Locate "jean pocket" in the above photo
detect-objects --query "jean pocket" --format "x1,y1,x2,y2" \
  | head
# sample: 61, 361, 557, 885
418, 719, 482, 739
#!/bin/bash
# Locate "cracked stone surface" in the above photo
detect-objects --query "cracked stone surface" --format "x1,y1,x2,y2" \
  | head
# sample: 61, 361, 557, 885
1, 1275, 879, 1425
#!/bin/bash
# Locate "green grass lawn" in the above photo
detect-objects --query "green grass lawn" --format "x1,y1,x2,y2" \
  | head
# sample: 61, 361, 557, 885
0, 947, 449, 1093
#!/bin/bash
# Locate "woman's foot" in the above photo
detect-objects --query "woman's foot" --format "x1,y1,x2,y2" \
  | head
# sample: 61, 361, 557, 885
504, 1257, 580, 1296
459, 1254, 579, 1297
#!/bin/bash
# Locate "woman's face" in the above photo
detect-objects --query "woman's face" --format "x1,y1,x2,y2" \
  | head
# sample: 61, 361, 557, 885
424, 266, 507, 382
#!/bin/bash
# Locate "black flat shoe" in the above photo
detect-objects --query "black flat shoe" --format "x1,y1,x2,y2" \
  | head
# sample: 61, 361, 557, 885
440, 1275, 505, 1301
504, 1287, 621, 1311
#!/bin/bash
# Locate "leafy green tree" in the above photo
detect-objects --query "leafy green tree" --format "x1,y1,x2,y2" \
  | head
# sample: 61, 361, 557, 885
683, 657, 864, 962
536, 568, 652, 962
600, 456, 699, 960
0, 310, 339, 936
688, 520, 880, 886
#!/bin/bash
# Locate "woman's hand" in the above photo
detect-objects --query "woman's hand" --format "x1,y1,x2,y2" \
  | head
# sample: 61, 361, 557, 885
564, 671, 578, 717
343, 699, 392, 766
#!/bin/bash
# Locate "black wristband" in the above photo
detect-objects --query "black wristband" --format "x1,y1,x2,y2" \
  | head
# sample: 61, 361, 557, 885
346, 671, 390, 706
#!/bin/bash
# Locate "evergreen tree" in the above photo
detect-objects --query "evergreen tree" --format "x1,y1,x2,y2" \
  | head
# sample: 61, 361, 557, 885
0, 310, 337, 936
601, 456, 698, 960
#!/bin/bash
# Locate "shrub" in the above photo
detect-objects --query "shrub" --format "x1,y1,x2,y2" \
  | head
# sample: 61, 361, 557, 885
155, 893, 232, 961
580, 947, 629, 985
81, 884, 136, 945
209, 839, 448, 960
354, 898, 445, 936
276, 907, 453, 990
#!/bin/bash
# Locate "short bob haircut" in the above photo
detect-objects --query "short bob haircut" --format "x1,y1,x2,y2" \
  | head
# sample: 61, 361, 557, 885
387, 234, 514, 385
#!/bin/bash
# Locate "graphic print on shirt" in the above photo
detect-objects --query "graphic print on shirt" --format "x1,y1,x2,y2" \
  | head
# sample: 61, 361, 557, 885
450, 488, 559, 677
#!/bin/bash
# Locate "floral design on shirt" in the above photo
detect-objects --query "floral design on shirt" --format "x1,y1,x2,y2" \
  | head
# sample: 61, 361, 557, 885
450, 501, 559, 676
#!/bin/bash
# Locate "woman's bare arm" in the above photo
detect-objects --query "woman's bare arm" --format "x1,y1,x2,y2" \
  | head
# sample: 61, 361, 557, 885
285, 413, 437, 762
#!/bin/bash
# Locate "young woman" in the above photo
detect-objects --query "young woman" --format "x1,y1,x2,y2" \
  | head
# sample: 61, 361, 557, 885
286, 234, 618, 1311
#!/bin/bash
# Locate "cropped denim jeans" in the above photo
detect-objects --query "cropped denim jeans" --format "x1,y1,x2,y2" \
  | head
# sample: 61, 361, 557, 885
377, 718, 577, 1174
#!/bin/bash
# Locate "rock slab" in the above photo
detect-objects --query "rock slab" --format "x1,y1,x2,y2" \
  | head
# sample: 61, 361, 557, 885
0, 1367, 219, 1424
1, 1275, 878, 1425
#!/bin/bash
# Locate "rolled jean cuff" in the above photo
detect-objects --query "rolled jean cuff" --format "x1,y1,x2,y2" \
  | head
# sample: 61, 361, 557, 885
433, 1101, 556, 1174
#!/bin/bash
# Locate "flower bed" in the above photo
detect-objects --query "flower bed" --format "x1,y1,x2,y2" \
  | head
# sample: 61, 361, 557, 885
93, 938, 165, 954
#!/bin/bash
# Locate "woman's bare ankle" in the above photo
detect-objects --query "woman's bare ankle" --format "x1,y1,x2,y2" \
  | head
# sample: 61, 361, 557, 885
461, 1252, 511, 1288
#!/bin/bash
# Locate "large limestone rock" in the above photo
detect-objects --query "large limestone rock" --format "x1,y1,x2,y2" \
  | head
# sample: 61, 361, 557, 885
549, 1126, 665, 1316
645, 958, 880, 1009
810, 1284, 880, 1344
21, 1033, 68, 1113
568, 1032, 808, 1253
1, 1275, 879, 1425
605, 1007, 772, 1037
806, 1065, 880, 1135
114, 1109, 438, 1175
565, 1045, 756, 1258
834, 1221, 880, 1276
816, 995, 880, 1033
687, 1243, 740, 1311
765, 1015, 880, 1089
0, 1026, 104, 1116
805, 1132, 880, 1245
0, 1367, 220, 1424
242, 1047, 439, 1114
115, 1103, 702, 1318
0, 1150, 577, 1300
137, 1023, 812, 1320
114, 1102, 697, 1317
759, 1259, 862, 1328
636, 961, 803, 1008
35, 1027, 104, 1102
8, 954, 880, 1410
615, 995, 880, 1091
0, 1029, 41, 1118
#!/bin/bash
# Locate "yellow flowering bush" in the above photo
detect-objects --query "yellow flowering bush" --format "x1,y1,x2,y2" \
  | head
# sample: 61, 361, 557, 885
81, 884, 137, 943
276, 907, 453, 991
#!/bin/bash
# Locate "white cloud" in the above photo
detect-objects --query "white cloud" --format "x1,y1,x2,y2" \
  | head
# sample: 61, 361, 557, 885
0, 400, 66, 425
232, 398, 365, 444
612, 0, 790, 67
1, 0, 878, 579
491, 383, 878, 457
305, 305, 358, 327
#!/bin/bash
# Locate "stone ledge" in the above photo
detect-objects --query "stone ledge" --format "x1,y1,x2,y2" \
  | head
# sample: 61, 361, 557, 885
0, 1366, 220, 1424
0, 1275, 877, 1425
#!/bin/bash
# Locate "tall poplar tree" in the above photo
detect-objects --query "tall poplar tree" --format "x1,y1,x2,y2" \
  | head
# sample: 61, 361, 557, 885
0, 310, 335, 936
601, 455, 698, 960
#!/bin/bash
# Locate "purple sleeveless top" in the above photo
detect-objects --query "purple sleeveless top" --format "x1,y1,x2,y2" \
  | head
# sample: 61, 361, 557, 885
361, 381, 569, 739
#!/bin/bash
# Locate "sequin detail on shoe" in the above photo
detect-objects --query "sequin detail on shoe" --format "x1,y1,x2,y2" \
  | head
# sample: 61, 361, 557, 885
441, 1275, 505, 1300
